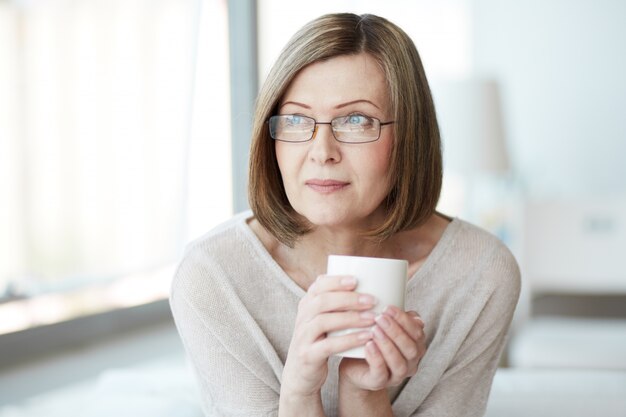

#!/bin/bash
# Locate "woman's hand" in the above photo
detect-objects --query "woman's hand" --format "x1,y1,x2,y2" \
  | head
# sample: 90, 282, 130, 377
281, 274, 377, 399
338, 306, 426, 391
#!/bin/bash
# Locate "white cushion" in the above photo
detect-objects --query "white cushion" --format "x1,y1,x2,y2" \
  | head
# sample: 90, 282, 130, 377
509, 317, 626, 369
486, 368, 626, 417
0, 358, 203, 417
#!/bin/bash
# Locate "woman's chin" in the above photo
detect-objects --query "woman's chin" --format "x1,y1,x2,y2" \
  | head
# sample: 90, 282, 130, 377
300, 210, 377, 232
295, 203, 386, 232
298, 209, 351, 229
305, 215, 347, 229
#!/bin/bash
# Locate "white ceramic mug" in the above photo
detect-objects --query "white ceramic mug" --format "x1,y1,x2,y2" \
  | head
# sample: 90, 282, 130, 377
327, 255, 408, 358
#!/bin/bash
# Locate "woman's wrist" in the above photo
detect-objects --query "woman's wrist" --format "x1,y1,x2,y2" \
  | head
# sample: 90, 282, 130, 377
339, 378, 386, 402
338, 377, 393, 417
279, 388, 325, 417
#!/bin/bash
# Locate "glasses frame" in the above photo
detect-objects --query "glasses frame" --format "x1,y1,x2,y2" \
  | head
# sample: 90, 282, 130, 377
267, 114, 395, 144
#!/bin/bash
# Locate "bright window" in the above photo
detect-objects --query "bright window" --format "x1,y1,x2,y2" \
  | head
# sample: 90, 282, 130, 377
0, 0, 231, 333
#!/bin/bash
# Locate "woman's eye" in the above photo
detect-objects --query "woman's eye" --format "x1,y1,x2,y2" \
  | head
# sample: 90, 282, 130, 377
347, 114, 375, 128
287, 115, 302, 125
348, 115, 365, 125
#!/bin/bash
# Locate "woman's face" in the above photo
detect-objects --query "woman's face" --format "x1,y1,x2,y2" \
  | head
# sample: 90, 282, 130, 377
275, 52, 394, 231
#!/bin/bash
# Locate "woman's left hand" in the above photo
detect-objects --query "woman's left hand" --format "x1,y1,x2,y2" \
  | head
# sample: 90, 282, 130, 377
338, 305, 426, 391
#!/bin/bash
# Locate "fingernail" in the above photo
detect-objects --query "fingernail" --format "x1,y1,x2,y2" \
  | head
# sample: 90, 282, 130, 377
373, 325, 385, 340
358, 331, 373, 341
383, 305, 398, 318
375, 315, 391, 329
360, 311, 376, 320
341, 276, 356, 286
358, 294, 377, 305
411, 313, 423, 321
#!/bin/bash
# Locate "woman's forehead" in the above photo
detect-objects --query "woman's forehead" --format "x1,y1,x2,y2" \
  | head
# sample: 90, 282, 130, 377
280, 53, 391, 112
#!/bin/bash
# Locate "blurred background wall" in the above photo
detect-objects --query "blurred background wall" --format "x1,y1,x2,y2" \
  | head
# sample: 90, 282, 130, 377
473, 0, 626, 198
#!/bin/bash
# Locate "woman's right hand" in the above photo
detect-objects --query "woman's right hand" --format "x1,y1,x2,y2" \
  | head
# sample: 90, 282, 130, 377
281, 274, 377, 398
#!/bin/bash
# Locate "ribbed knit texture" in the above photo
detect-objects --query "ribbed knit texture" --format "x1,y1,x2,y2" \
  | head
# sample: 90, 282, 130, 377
170, 211, 521, 417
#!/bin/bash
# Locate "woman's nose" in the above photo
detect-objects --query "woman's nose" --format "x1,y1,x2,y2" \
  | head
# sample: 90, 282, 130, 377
308, 124, 341, 164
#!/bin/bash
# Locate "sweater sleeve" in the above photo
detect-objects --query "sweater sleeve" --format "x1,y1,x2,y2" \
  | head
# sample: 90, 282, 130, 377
169, 255, 281, 417
411, 246, 521, 417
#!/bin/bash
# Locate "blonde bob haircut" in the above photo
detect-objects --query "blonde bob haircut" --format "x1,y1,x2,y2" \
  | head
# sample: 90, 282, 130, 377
249, 13, 442, 247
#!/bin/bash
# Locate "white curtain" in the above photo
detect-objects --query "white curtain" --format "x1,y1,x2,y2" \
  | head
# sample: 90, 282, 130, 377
0, 0, 203, 295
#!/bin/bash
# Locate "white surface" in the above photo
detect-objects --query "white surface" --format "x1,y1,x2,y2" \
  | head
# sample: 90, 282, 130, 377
5, 360, 626, 417
509, 317, 626, 370
0, 322, 202, 417
0, 322, 185, 404
485, 368, 626, 417
0, 357, 203, 417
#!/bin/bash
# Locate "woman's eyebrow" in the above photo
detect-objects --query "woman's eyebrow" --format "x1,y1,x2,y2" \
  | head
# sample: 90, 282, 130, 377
335, 99, 380, 110
280, 99, 380, 110
279, 101, 311, 110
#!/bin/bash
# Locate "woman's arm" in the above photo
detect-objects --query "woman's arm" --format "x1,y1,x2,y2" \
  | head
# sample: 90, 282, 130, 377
171, 284, 282, 416
172, 256, 378, 416
338, 377, 393, 417
409, 250, 521, 417
279, 389, 326, 417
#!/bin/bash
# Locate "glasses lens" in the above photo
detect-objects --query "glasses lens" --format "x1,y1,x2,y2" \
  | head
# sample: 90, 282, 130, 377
269, 115, 315, 142
332, 115, 380, 143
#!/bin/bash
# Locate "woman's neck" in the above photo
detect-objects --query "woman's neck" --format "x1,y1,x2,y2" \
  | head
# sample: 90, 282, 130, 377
286, 228, 384, 284
248, 213, 450, 292
280, 215, 448, 290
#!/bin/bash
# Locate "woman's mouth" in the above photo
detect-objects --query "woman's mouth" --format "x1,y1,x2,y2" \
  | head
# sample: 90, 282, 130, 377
305, 179, 350, 194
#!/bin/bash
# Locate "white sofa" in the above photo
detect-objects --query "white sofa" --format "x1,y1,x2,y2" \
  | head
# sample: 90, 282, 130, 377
3, 358, 626, 417
486, 368, 626, 417
486, 198, 626, 416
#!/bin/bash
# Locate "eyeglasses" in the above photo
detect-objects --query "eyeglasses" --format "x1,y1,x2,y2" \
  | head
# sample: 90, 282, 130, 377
268, 114, 394, 143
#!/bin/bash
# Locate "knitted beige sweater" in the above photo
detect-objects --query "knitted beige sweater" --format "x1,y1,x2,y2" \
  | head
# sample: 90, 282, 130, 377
170, 211, 520, 417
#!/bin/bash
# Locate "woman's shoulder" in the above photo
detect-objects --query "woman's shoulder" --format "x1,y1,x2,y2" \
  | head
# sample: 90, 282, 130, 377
445, 218, 518, 266
452, 218, 521, 295
171, 211, 257, 294
431, 218, 520, 297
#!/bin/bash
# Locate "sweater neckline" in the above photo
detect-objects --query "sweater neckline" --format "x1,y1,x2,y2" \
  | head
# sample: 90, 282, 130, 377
237, 211, 461, 298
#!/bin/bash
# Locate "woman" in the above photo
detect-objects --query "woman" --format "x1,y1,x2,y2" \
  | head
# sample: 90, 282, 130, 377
170, 13, 520, 417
